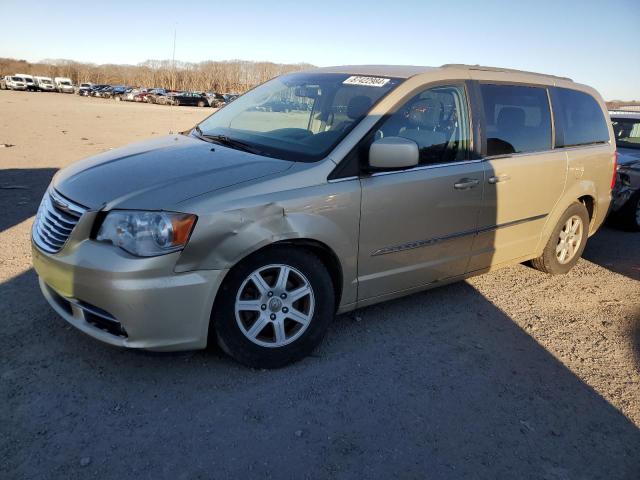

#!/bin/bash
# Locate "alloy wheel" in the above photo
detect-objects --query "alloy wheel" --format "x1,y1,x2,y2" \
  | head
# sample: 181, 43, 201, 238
556, 215, 583, 264
235, 264, 315, 348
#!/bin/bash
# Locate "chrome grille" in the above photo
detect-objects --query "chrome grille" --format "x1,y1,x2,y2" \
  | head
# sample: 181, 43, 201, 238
33, 190, 87, 253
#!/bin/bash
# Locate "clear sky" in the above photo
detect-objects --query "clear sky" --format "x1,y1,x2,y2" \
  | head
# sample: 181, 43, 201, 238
1, 0, 638, 100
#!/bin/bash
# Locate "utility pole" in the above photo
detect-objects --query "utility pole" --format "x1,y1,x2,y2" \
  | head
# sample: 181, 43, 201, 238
171, 26, 177, 91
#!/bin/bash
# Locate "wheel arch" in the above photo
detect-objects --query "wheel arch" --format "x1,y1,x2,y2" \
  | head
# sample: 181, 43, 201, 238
215, 238, 344, 311
535, 182, 599, 256
206, 237, 345, 348
577, 194, 595, 219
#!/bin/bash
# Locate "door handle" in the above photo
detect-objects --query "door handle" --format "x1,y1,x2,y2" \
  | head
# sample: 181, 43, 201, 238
488, 174, 511, 184
453, 178, 480, 190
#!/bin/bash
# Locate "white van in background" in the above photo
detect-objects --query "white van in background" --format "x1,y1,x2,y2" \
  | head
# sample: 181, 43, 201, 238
35, 76, 55, 91
16, 74, 38, 91
4, 75, 27, 90
54, 77, 74, 93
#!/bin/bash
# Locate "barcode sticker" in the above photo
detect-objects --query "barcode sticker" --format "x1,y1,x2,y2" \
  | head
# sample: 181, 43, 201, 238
343, 76, 390, 87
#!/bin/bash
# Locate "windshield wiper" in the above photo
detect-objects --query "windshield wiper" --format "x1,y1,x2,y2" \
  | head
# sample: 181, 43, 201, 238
195, 129, 264, 155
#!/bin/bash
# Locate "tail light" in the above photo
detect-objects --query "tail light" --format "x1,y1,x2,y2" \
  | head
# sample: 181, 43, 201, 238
611, 150, 618, 190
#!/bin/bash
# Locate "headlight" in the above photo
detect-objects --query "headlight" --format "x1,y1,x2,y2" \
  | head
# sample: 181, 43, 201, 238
96, 211, 197, 257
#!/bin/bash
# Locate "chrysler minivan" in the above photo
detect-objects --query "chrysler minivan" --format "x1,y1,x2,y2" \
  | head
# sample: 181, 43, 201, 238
32, 64, 616, 367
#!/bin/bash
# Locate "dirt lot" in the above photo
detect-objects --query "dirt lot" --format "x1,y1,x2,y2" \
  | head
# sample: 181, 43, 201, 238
1, 90, 639, 479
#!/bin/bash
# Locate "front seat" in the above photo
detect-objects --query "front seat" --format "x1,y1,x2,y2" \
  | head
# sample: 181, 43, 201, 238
399, 98, 446, 148
332, 95, 373, 131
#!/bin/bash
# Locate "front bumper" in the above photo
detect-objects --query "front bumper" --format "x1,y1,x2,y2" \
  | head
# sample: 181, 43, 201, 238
32, 239, 228, 351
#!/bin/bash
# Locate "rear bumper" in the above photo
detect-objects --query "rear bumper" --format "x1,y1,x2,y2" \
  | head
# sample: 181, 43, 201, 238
32, 240, 228, 351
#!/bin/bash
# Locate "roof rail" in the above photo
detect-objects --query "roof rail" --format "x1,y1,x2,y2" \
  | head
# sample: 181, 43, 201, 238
440, 64, 573, 82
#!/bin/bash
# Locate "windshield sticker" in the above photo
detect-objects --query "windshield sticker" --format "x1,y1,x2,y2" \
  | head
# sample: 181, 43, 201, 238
343, 76, 390, 88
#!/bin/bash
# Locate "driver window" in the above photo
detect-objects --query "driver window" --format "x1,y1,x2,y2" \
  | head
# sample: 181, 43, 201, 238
378, 85, 470, 165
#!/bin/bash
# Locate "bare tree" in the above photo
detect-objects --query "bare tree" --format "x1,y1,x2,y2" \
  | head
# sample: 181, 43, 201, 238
0, 57, 313, 93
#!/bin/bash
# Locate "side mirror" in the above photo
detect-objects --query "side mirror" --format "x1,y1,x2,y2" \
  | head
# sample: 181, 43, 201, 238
368, 136, 419, 170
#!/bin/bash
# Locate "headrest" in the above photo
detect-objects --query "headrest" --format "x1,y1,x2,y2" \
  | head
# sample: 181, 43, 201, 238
407, 98, 441, 129
497, 107, 525, 130
347, 96, 373, 120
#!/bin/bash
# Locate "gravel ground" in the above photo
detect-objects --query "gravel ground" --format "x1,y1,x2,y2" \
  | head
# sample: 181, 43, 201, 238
1, 90, 639, 479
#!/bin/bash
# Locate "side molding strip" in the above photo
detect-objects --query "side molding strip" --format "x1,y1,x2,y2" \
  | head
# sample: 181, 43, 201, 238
371, 213, 547, 256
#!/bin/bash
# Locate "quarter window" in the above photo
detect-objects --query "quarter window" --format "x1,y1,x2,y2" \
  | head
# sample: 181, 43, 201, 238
551, 88, 609, 147
376, 85, 470, 165
481, 84, 552, 156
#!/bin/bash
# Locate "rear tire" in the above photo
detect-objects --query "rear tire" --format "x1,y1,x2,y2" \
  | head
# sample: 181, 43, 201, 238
531, 202, 590, 274
211, 246, 335, 369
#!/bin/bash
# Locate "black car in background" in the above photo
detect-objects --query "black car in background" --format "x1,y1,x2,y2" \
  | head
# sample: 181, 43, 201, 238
164, 91, 209, 107
609, 111, 640, 230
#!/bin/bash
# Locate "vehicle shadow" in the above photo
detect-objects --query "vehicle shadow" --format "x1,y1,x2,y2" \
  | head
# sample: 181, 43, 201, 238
2, 269, 639, 479
0, 168, 57, 233
583, 225, 640, 281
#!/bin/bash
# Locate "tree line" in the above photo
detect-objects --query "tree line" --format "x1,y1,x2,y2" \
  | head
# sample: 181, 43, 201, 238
0, 57, 313, 93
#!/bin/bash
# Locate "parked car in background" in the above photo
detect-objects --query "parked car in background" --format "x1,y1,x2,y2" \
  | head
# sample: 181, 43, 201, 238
54, 77, 75, 93
16, 74, 38, 91
31, 65, 615, 368
121, 88, 141, 101
144, 88, 169, 103
206, 92, 227, 107
78, 82, 93, 95
609, 111, 640, 230
133, 89, 151, 102
35, 76, 55, 91
90, 85, 112, 97
112, 87, 134, 101
163, 91, 209, 107
4, 76, 27, 90
101, 85, 127, 99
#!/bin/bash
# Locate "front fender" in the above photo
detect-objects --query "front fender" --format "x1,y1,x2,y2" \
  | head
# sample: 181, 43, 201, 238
176, 180, 362, 306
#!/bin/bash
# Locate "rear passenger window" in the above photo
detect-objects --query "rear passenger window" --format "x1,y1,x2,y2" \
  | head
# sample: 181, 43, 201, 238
481, 84, 552, 156
551, 88, 609, 147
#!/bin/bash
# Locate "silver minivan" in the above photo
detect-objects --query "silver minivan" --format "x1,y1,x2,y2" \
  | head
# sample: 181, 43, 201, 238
32, 65, 616, 367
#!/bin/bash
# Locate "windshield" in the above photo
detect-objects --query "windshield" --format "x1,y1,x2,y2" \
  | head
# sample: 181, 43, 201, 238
24, 78, 34, 83
612, 118, 640, 149
60, 81, 71, 85
42, 79, 52, 84
196, 72, 402, 161
11, 77, 22, 81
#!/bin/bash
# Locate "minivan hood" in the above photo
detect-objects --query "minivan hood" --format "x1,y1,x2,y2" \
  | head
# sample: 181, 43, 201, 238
53, 135, 294, 210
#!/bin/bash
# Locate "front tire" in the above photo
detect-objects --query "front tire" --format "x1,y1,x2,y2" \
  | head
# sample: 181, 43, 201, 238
212, 247, 335, 368
531, 202, 590, 274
